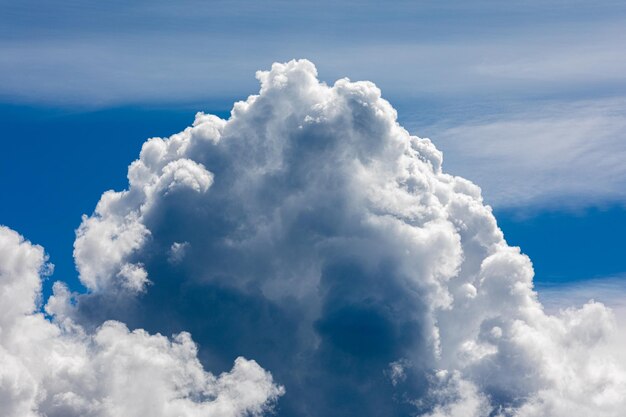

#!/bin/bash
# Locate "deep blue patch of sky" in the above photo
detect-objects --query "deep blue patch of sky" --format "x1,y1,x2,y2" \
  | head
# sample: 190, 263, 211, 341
496, 205, 626, 283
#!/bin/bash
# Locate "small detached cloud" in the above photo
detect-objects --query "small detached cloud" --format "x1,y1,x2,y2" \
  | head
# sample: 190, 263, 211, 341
168, 241, 190, 265
2, 60, 626, 417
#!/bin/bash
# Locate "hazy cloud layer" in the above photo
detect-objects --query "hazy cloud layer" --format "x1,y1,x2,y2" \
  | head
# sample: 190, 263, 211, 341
38, 60, 625, 416
426, 99, 626, 207
537, 276, 626, 315
1, 1, 625, 106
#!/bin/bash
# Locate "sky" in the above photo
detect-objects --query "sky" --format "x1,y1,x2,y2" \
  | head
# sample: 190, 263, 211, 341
2, 0, 626, 299
1, 1, 626, 416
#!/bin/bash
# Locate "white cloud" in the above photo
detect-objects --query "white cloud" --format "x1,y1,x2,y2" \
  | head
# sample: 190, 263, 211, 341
537, 276, 626, 314
63, 60, 626, 416
73, 157, 213, 293
425, 98, 626, 207
168, 241, 190, 265
0, 226, 283, 417
116, 263, 149, 292
2, 10, 626, 107
421, 371, 491, 417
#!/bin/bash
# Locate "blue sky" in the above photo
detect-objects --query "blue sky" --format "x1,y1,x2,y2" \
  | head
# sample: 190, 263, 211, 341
2, 0, 626, 305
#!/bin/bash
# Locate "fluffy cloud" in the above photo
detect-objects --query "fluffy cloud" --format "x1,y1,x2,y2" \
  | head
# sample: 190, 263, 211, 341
3, 59, 626, 416
0, 226, 283, 417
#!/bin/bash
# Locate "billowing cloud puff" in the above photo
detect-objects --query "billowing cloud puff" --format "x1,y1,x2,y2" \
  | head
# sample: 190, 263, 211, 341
0, 226, 283, 417
3, 60, 626, 416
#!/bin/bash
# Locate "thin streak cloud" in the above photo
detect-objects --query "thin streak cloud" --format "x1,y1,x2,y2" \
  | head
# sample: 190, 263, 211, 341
424, 98, 626, 207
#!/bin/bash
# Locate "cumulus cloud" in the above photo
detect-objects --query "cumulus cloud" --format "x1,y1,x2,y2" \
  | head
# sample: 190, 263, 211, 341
3, 59, 626, 416
0, 226, 283, 417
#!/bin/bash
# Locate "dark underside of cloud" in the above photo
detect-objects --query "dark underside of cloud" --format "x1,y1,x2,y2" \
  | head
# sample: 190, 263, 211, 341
1, 60, 625, 417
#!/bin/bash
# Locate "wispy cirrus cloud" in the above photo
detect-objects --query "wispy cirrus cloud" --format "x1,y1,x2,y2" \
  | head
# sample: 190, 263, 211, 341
537, 275, 626, 314
421, 98, 626, 208
1, 1, 626, 107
